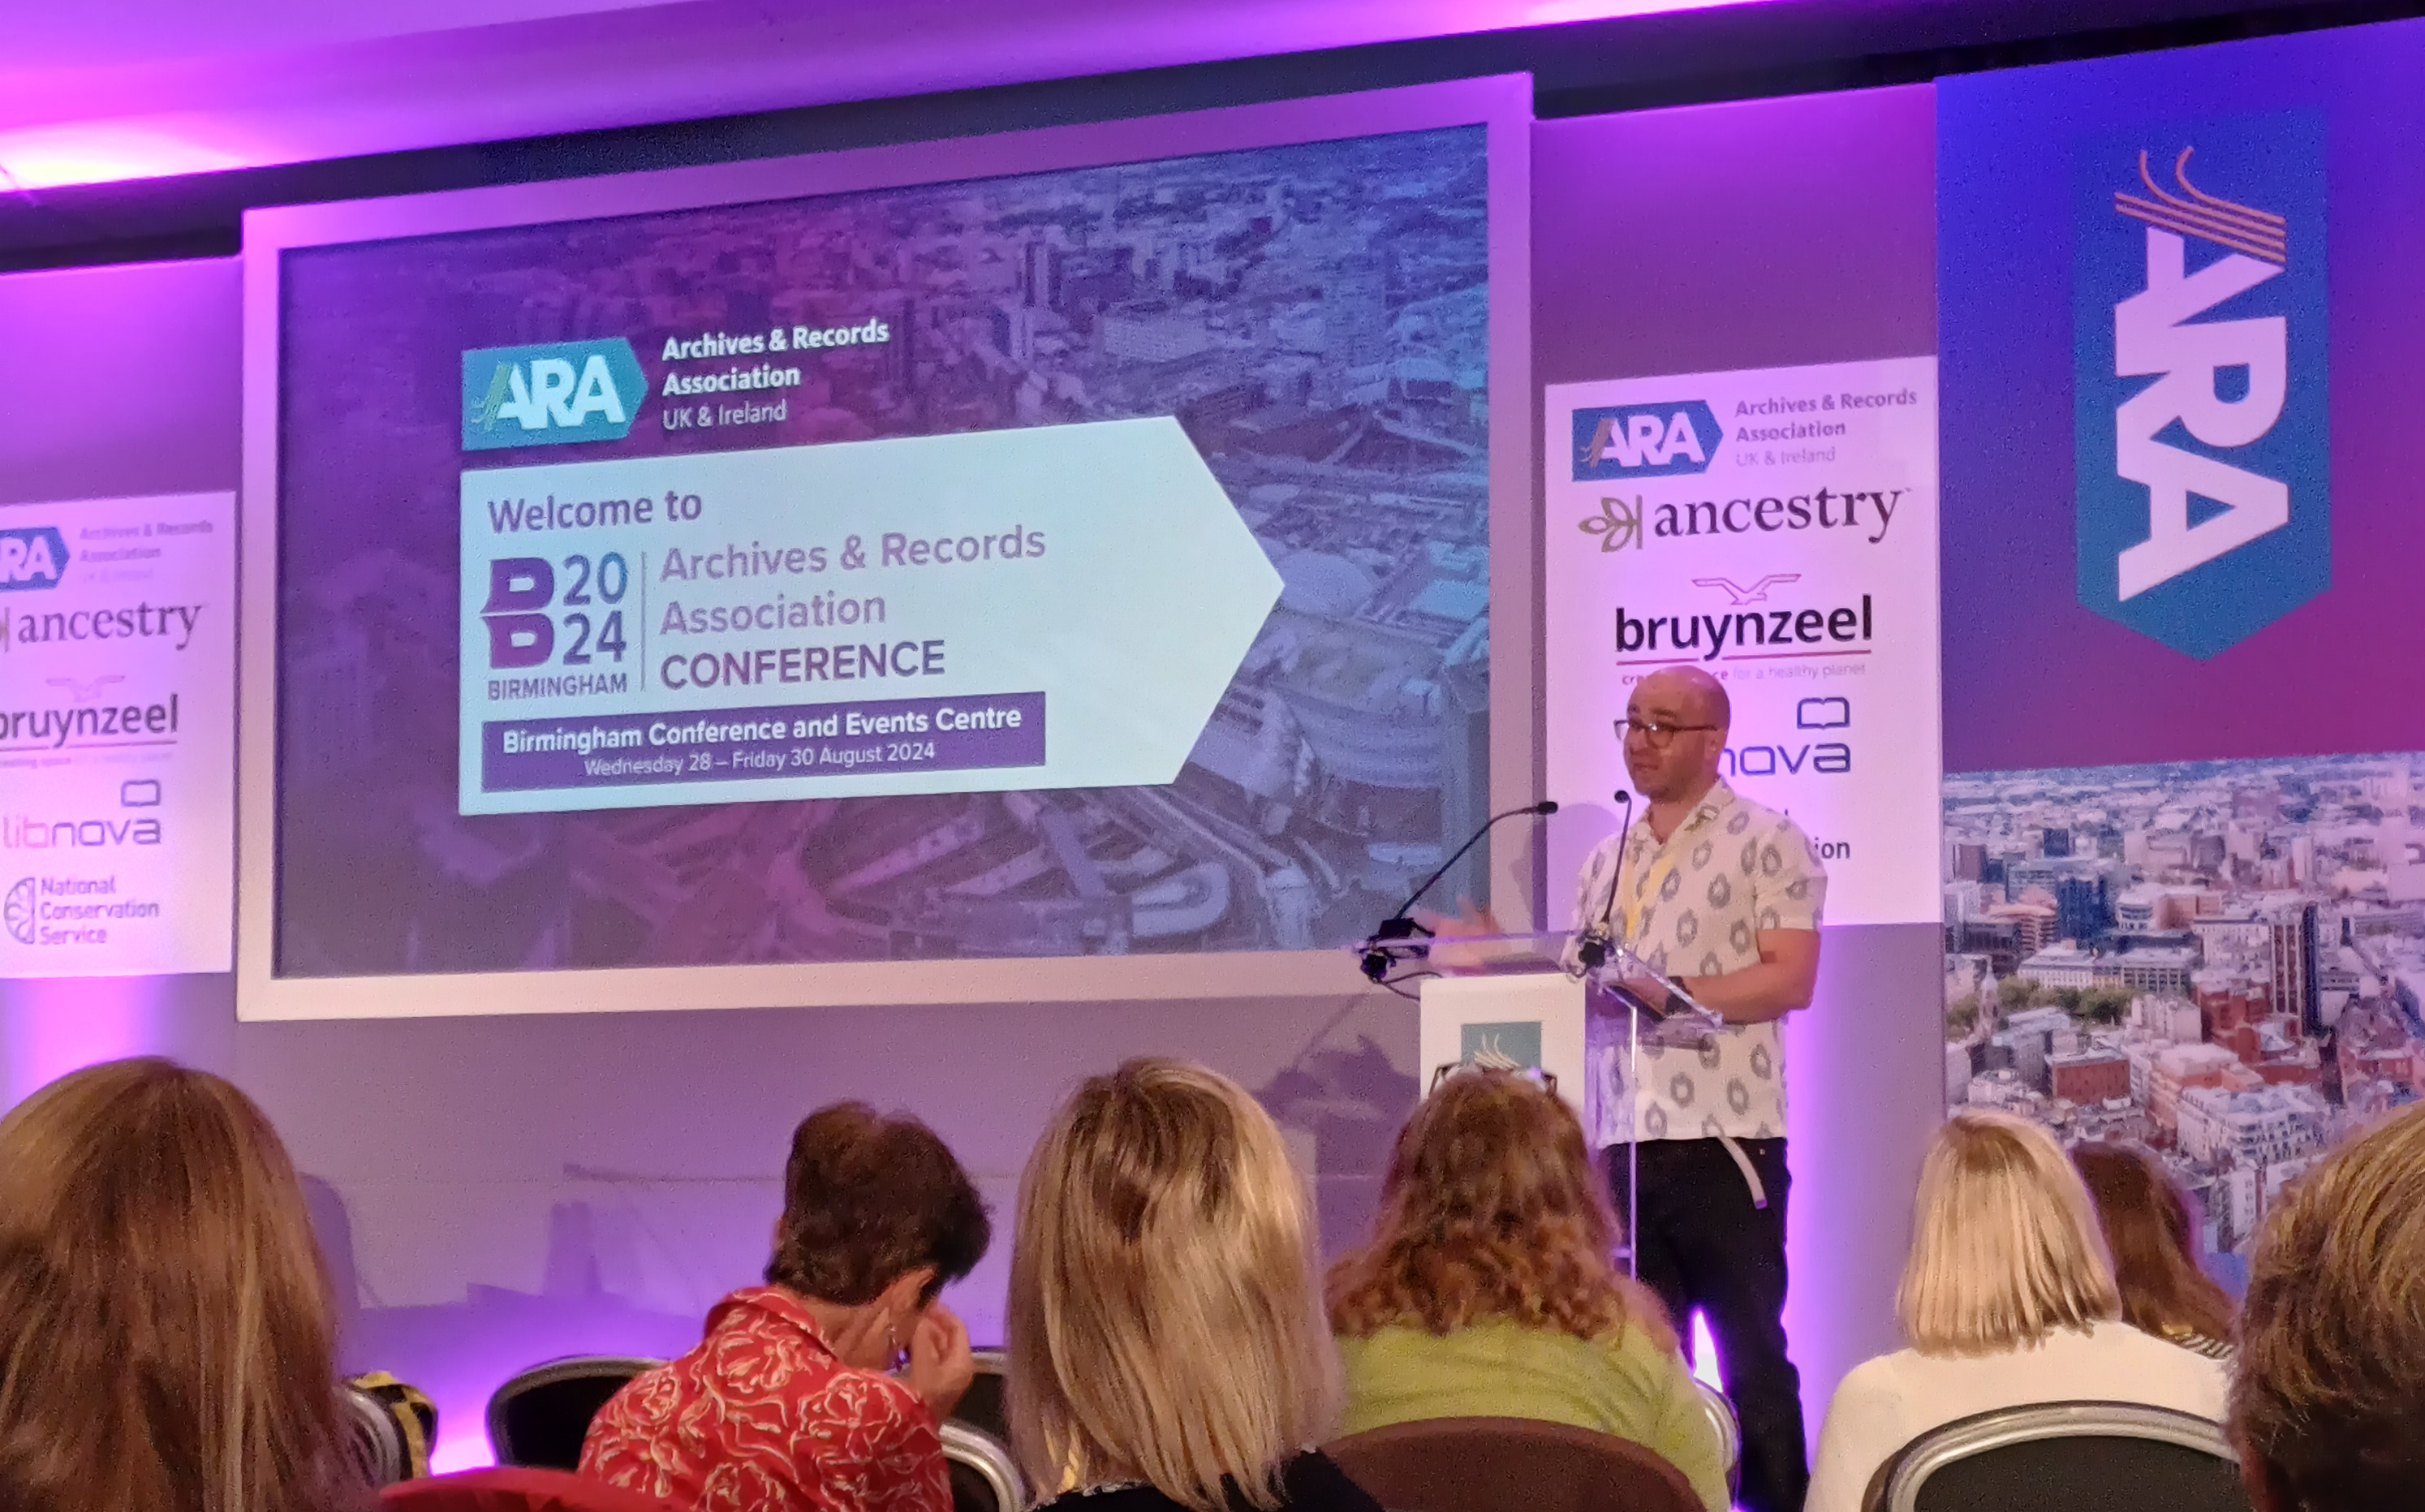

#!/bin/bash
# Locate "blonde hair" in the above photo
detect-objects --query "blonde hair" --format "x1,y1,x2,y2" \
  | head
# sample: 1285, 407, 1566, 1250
1897, 1110, 2121, 1355
2234, 1101, 2425, 1512
0, 1058, 368, 1512
1006, 1058, 1338, 1512
1329, 1070, 1673, 1351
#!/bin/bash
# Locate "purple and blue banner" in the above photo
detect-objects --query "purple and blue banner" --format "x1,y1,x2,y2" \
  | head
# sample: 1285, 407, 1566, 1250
1940, 19, 2425, 772
1939, 18, 2425, 1257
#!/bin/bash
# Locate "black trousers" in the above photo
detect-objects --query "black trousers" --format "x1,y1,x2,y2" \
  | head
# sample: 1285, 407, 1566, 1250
1607, 1137, 1805, 1512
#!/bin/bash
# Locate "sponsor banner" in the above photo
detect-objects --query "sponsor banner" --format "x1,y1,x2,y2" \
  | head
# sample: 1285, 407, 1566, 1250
1544, 357, 1941, 928
456, 416, 1281, 815
0, 493, 234, 976
1937, 19, 2425, 1261
1940, 19, 2425, 772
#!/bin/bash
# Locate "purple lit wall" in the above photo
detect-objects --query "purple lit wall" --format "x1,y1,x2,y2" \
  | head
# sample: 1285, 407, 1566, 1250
0, 257, 242, 1102
0, 81, 1946, 1471
1534, 83, 1944, 1437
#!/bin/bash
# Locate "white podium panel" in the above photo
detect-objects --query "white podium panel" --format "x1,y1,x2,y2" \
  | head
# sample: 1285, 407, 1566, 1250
1416, 972, 1587, 1122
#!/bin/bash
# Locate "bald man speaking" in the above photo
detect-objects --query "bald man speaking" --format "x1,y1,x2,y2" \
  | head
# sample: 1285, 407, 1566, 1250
1575, 663, 1826, 1512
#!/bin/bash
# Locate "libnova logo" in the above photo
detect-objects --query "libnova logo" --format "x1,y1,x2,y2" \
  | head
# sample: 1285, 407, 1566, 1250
463, 339, 649, 452
2074, 111, 2327, 659
0, 526, 68, 592
1572, 400, 1722, 480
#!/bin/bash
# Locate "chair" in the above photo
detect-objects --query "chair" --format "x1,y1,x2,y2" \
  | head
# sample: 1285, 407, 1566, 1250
1326, 1415, 1701, 1512
1864, 1402, 2251, 1512
381, 1467, 676, 1511
486, 1356, 663, 1471
941, 1419, 1027, 1512
347, 1383, 418, 1487
951, 1346, 1010, 1443
1693, 1380, 1740, 1494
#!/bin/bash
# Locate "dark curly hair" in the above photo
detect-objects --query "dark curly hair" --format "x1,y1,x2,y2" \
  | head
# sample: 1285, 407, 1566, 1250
765, 1103, 990, 1307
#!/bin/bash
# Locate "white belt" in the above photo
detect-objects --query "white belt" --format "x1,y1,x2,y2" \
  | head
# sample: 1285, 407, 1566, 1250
1718, 1134, 1769, 1210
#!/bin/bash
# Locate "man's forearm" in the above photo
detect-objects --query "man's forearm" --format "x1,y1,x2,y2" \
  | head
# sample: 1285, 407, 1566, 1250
1678, 961, 1812, 1024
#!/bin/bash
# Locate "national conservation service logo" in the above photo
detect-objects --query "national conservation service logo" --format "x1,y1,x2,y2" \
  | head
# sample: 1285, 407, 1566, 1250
4, 878, 33, 946
2074, 110, 2327, 659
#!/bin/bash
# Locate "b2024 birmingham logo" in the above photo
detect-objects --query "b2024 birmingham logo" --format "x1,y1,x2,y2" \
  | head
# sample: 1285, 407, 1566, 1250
2074, 109, 2327, 660
463, 339, 649, 452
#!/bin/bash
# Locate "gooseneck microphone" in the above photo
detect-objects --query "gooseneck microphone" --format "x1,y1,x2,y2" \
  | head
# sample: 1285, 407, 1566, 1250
1360, 799, 1559, 983
1575, 790, 1635, 971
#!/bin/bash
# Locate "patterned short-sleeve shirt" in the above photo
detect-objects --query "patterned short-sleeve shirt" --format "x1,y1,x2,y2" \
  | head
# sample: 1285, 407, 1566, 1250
1569, 780, 1825, 1148
580, 1286, 950, 1512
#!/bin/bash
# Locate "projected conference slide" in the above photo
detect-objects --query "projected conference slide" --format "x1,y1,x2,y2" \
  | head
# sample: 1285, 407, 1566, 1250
274, 126, 1492, 975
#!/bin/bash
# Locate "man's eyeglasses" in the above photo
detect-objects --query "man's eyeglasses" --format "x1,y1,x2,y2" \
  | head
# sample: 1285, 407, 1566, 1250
1616, 717, 1718, 748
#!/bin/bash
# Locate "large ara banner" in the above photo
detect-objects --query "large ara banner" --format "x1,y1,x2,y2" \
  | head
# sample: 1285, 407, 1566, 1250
1544, 356, 1942, 928
1939, 19, 2425, 1261
0, 493, 235, 976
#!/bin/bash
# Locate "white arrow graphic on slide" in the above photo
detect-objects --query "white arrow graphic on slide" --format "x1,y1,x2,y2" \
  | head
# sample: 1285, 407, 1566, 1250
457, 416, 1285, 814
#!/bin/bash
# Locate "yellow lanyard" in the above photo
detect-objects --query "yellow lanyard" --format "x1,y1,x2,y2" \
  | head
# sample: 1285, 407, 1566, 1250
1615, 818, 1700, 950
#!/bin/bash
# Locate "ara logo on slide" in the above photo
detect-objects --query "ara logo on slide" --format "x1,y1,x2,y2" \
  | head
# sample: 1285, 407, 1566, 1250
463, 339, 649, 451
2074, 110, 2327, 659
1571, 401, 1721, 480
0, 527, 69, 592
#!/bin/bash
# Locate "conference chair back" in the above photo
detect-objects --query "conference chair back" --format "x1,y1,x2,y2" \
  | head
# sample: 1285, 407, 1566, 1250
1693, 1380, 1740, 1494
348, 1372, 440, 1484
1863, 1402, 2250, 1512
485, 1356, 664, 1471
1326, 1415, 1701, 1512
941, 1419, 1027, 1512
380, 1466, 678, 1512
952, 1346, 1010, 1443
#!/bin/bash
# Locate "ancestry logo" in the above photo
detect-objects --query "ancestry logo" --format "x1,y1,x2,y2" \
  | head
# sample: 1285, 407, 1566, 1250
1579, 487, 1907, 554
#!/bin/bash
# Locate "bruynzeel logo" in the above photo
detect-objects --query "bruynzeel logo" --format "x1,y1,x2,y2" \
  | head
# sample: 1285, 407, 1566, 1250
0, 526, 69, 592
2074, 110, 2327, 659
1572, 401, 1722, 480
463, 339, 649, 451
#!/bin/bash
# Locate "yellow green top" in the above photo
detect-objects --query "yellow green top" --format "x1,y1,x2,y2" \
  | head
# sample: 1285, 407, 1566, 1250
1335, 1320, 1730, 1512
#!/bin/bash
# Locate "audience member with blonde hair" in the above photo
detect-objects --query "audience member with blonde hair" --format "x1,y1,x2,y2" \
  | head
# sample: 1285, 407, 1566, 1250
2233, 1100, 2425, 1512
1007, 1058, 1376, 1512
2073, 1142, 2235, 1359
1804, 1110, 2225, 1512
0, 1058, 373, 1512
1326, 1070, 1726, 1512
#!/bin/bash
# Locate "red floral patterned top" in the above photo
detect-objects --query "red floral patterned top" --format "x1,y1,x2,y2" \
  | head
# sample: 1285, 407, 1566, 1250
579, 1286, 950, 1512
